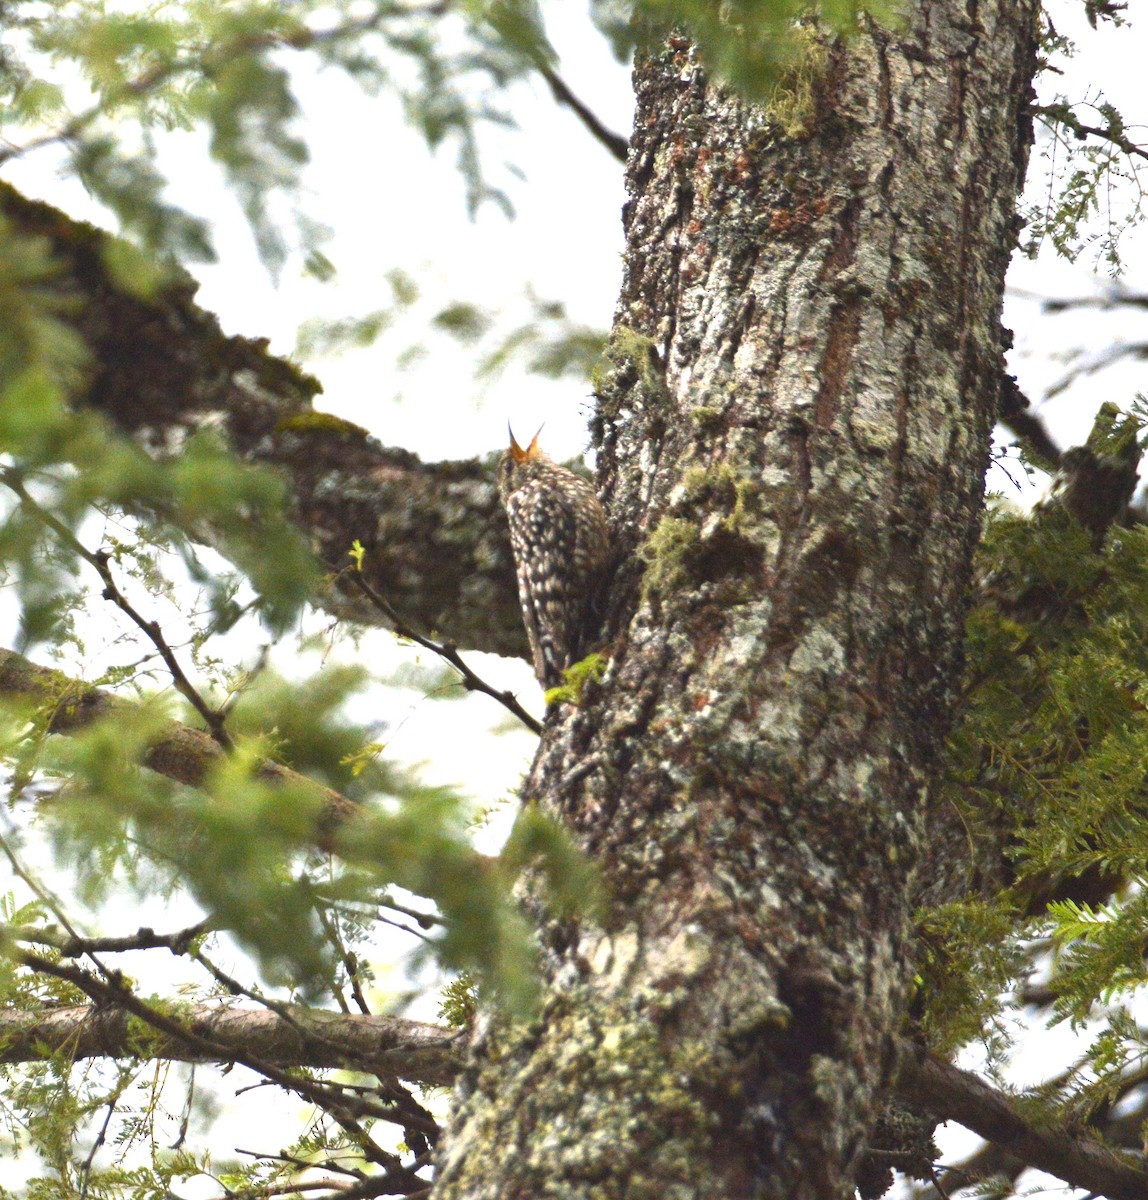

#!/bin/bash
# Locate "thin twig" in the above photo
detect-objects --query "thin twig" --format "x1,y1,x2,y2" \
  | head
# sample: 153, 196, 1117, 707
186, 950, 441, 1150
535, 61, 629, 162
188, 943, 387, 1087
0, 473, 232, 747
1033, 103, 1148, 164
316, 894, 440, 942
1009, 284, 1148, 312
1044, 341, 1148, 400
372, 913, 435, 944
317, 906, 372, 1016
342, 567, 542, 735
234, 1182, 344, 1199
375, 1078, 439, 1154
0, 829, 87, 946
925, 1164, 952, 1200
310, 1158, 434, 1200
235, 1145, 367, 1181
10, 919, 213, 957
236, 1132, 424, 1190
171, 1063, 195, 1151
377, 894, 444, 929
79, 1087, 124, 1200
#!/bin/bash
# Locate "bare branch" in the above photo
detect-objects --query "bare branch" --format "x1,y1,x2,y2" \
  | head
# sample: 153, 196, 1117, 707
1033, 101, 1148, 164
314, 1172, 432, 1200
1045, 341, 1148, 399
535, 61, 629, 162
0, 996, 461, 1086
998, 373, 1063, 470
344, 567, 542, 735
1009, 283, 1148, 312
10, 919, 212, 957
895, 1041, 1148, 1200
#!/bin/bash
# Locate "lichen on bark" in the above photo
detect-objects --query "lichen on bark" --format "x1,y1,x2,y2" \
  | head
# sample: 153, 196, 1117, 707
436, 2, 1041, 1197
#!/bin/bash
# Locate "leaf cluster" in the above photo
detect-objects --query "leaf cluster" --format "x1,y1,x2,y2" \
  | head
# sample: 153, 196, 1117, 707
0, 4, 624, 1188
1023, 13, 1148, 272
0, 0, 546, 273
921, 453, 1148, 1140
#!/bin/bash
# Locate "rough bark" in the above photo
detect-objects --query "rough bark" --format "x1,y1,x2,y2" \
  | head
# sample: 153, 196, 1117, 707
434, 5, 1039, 1199
0, 182, 526, 659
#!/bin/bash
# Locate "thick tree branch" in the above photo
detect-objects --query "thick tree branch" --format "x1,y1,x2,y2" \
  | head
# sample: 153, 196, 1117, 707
998, 373, 1063, 471
0, 183, 527, 662
9, 950, 439, 1193
0, 997, 461, 1086
896, 1042, 1148, 1200
16, 950, 444, 1141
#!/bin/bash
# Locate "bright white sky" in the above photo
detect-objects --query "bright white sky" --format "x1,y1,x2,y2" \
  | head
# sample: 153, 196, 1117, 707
3, 1, 1148, 1196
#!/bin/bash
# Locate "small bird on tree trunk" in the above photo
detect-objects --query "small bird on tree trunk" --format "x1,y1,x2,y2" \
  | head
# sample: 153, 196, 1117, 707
497, 427, 612, 690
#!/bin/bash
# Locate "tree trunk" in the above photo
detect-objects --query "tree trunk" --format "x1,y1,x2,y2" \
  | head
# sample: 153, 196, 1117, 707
434, 4, 1039, 1198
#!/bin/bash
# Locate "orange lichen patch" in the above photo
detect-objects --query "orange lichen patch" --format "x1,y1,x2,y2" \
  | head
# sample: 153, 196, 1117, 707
725, 152, 753, 184
814, 300, 863, 431
768, 196, 833, 237
668, 130, 693, 164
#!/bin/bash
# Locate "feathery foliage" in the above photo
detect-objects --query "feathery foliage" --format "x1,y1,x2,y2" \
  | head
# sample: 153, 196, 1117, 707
1, 1, 1148, 1198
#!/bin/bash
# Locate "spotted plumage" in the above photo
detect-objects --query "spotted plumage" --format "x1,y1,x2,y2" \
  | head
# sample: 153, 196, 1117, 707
497, 428, 611, 690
